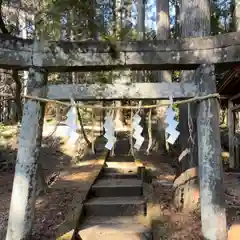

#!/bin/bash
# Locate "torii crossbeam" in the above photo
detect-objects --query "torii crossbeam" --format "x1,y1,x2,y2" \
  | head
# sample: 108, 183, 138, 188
0, 32, 240, 71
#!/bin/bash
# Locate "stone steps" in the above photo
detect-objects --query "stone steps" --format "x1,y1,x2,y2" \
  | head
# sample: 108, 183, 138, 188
103, 162, 138, 175
91, 178, 142, 197
79, 153, 151, 239
83, 196, 146, 216
103, 167, 138, 174
101, 171, 138, 179
105, 161, 137, 168
78, 231, 151, 240
79, 216, 151, 240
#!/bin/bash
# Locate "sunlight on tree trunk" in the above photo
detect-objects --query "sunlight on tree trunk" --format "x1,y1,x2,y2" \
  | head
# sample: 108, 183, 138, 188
175, 0, 211, 212
112, 0, 130, 130
153, 0, 171, 154
234, 0, 240, 31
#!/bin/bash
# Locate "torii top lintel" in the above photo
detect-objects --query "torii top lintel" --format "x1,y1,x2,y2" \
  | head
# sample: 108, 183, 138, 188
0, 32, 240, 71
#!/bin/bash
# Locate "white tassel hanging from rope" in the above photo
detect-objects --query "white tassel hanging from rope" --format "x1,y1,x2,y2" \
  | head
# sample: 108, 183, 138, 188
132, 101, 144, 150
129, 108, 135, 157
103, 104, 116, 152
165, 96, 180, 145
91, 109, 95, 154
146, 109, 152, 155
111, 105, 116, 156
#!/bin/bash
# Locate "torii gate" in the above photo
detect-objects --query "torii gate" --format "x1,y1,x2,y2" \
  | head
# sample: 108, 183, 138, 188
3, 31, 240, 240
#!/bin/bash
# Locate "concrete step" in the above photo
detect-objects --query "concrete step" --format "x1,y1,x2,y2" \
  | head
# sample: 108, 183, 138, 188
78, 231, 151, 240
105, 161, 137, 168
79, 216, 152, 240
103, 161, 139, 174
102, 172, 138, 179
103, 167, 138, 174
91, 178, 142, 197
83, 196, 146, 217
107, 155, 135, 162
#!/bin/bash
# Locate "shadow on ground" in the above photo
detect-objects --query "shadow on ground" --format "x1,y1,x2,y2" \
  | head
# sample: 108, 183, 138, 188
0, 130, 106, 240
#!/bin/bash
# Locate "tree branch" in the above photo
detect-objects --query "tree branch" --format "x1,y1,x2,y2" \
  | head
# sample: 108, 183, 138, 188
76, 106, 92, 148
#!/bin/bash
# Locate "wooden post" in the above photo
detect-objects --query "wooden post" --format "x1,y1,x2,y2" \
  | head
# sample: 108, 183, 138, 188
6, 41, 47, 240
196, 64, 227, 240
228, 100, 235, 168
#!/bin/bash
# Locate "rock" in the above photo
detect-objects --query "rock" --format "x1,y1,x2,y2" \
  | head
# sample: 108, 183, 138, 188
172, 167, 200, 212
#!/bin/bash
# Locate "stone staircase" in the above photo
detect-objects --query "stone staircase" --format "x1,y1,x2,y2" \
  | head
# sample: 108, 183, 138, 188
78, 155, 152, 239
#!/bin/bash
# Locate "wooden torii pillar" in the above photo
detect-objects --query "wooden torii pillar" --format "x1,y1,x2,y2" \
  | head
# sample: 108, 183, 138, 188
6, 41, 48, 240
178, 0, 227, 238
196, 64, 227, 240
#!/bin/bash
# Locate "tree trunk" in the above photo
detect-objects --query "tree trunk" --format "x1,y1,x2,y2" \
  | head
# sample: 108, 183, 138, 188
114, 100, 125, 129
137, 0, 145, 40
153, 0, 171, 154
136, 0, 145, 83
18, 9, 29, 107
0, 2, 25, 123
228, 100, 235, 168
12, 70, 22, 122
112, 0, 132, 130
113, 0, 122, 129
175, 1, 180, 38
234, 0, 240, 31
174, 0, 211, 212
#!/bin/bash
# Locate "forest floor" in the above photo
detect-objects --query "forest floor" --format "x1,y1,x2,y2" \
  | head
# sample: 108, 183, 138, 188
138, 150, 240, 239
0, 122, 106, 239
138, 151, 203, 239
1, 123, 240, 239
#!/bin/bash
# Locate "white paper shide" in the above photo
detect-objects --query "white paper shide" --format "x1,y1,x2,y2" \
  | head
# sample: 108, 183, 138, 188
165, 105, 180, 145
132, 113, 144, 150
64, 106, 80, 145
103, 114, 116, 150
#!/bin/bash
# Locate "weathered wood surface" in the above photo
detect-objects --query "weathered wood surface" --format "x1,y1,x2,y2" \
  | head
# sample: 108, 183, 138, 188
34, 82, 198, 100
1, 32, 240, 70
6, 41, 47, 240
196, 64, 227, 240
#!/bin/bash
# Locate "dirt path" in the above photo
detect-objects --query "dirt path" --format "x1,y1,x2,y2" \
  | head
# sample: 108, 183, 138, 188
32, 153, 106, 240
